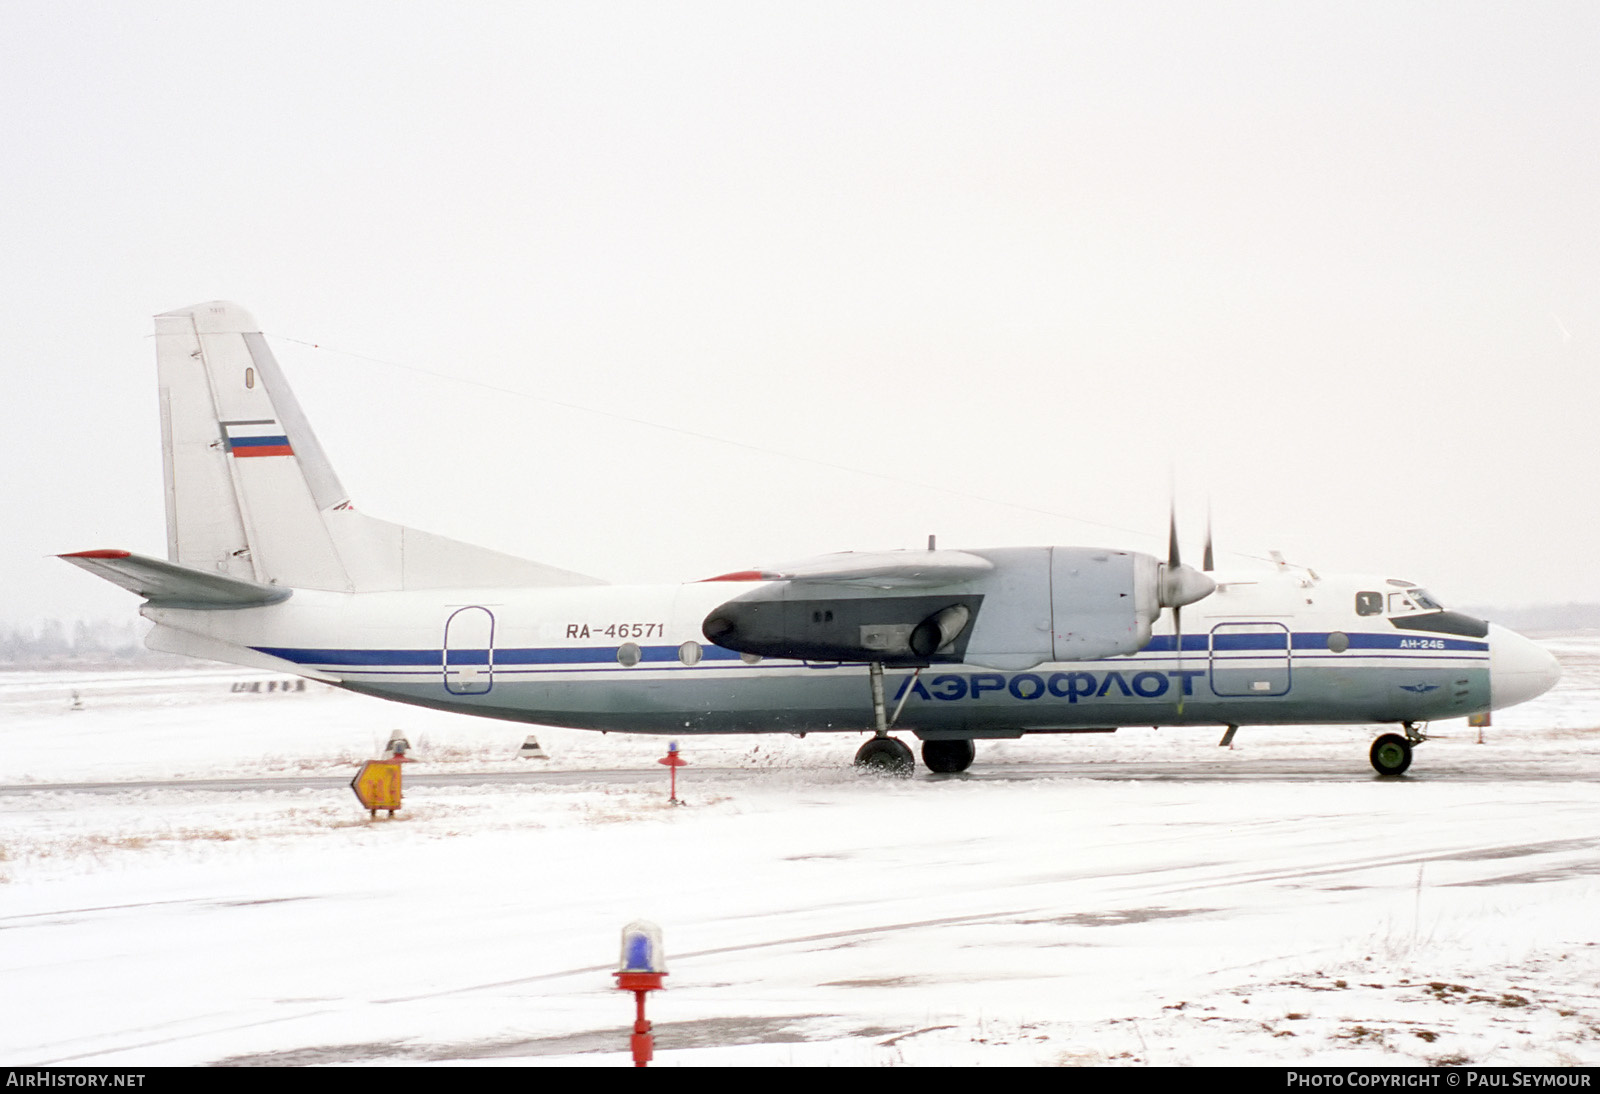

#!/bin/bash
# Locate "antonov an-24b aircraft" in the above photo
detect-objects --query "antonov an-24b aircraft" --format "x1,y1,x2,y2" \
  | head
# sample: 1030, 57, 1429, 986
64, 302, 1561, 777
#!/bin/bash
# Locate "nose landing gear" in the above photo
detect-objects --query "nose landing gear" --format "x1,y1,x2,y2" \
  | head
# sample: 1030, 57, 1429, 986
1370, 722, 1426, 776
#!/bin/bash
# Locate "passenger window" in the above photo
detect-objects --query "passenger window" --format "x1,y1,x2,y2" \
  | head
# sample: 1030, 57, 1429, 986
1355, 592, 1383, 616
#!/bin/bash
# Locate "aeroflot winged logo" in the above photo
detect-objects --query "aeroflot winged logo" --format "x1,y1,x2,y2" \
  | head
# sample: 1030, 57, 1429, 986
223, 419, 294, 458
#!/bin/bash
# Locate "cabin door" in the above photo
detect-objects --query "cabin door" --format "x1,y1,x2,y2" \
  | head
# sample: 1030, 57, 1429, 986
1208, 621, 1291, 697
443, 606, 495, 695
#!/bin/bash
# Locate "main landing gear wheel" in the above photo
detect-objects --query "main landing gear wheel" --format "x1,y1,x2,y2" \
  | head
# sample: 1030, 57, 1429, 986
1370, 733, 1413, 777
855, 736, 915, 777
921, 738, 976, 774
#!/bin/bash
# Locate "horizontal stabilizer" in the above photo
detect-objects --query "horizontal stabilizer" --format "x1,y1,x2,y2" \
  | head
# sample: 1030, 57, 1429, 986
707, 550, 995, 589
59, 549, 293, 610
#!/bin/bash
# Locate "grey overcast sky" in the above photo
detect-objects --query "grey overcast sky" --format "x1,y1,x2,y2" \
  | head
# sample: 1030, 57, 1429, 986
3, 1, 1597, 625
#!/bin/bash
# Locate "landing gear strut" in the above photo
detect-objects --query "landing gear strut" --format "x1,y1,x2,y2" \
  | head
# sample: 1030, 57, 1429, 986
868, 661, 889, 736
853, 661, 915, 776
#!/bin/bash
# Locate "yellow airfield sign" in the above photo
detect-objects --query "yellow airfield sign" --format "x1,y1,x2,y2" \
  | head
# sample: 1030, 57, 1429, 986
351, 759, 403, 815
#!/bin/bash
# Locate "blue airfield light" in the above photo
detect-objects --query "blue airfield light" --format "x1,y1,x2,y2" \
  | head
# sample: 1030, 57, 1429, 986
615, 920, 667, 1066
618, 920, 666, 975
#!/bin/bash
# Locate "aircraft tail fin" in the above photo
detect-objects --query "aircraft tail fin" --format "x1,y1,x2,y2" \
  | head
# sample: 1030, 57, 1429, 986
153, 302, 602, 592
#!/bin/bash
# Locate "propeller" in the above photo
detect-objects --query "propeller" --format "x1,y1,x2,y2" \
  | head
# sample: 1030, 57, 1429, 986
1158, 501, 1217, 715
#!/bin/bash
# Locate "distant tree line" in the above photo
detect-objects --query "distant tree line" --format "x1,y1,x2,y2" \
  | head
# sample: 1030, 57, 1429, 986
1463, 603, 1600, 636
0, 619, 148, 665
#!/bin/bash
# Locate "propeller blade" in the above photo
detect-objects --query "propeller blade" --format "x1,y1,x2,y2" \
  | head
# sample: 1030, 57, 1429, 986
1202, 504, 1214, 572
1174, 602, 1185, 716
1162, 499, 1211, 719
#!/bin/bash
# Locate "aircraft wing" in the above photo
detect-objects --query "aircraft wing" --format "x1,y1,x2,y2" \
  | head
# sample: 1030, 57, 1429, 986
727, 550, 996, 589
59, 549, 293, 609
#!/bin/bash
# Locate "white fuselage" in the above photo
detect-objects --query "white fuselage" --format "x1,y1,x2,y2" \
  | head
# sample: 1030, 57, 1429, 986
143, 566, 1559, 738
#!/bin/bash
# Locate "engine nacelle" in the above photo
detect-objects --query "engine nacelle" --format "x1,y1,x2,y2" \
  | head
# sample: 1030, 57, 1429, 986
703, 545, 1186, 670
703, 592, 983, 667
1048, 546, 1162, 661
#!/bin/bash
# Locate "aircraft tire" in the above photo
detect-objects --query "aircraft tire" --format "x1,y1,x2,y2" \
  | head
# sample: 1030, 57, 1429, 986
1370, 733, 1413, 777
921, 738, 976, 774
855, 737, 915, 777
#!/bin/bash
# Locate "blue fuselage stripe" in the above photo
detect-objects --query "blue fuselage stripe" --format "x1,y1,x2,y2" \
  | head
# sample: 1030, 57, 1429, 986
253, 644, 745, 666
253, 630, 1486, 669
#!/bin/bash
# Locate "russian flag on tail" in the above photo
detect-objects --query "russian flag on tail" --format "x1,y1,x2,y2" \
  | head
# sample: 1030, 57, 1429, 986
223, 420, 293, 458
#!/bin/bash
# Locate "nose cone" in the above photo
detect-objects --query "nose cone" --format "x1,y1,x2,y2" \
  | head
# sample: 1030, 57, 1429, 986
1488, 624, 1561, 710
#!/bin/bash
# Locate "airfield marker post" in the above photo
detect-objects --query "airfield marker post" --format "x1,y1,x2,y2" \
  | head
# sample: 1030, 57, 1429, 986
615, 921, 667, 1067
658, 740, 688, 804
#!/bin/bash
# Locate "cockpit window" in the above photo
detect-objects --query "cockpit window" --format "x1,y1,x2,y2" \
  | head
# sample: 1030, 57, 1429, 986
1388, 588, 1443, 614
1408, 588, 1442, 610
1355, 591, 1383, 616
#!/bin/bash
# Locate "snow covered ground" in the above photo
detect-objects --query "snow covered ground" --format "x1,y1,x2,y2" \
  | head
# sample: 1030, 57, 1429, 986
2, 640, 1599, 1067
